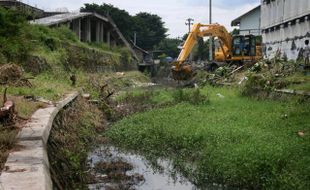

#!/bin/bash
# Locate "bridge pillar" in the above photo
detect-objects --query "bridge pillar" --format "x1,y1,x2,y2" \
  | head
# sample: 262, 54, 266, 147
86, 17, 91, 42
107, 30, 111, 47
100, 22, 104, 42
96, 21, 100, 42
72, 19, 81, 40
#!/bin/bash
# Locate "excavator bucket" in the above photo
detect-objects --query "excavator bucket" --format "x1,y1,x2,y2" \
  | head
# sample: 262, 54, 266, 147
171, 63, 196, 81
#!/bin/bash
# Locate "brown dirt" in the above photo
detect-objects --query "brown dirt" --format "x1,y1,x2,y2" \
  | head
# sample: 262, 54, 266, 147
0, 64, 31, 87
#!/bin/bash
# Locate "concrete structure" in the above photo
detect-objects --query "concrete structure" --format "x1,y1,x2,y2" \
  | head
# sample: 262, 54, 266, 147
31, 12, 139, 60
231, 5, 261, 36
261, 0, 310, 60
0, 92, 78, 190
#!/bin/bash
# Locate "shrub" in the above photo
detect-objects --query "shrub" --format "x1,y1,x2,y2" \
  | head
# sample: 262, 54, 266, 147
0, 8, 32, 61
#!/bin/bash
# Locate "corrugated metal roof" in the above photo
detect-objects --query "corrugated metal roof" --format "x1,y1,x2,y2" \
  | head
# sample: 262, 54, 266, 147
30, 12, 94, 26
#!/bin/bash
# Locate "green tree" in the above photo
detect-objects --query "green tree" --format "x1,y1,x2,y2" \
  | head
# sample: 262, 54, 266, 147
154, 38, 182, 58
133, 12, 167, 50
194, 38, 210, 61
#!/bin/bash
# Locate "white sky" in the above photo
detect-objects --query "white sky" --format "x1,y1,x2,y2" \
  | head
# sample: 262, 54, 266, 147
26, 0, 260, 38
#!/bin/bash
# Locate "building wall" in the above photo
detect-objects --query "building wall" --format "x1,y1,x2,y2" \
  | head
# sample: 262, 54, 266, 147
261, 0, 310, 60
239, 7, 261, 35
261, 0, 310, 28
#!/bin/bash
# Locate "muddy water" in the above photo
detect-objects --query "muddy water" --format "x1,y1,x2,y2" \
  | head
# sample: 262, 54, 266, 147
87, 146, 198, 190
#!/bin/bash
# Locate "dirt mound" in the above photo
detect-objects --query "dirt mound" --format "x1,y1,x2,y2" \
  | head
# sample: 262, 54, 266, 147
0, 64, 31, 87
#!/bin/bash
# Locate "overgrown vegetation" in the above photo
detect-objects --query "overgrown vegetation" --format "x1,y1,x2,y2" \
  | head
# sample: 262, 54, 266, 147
0, 127, 17, 170
107, 86, 310, 189
0, 7, 137, 175
48, 98, 105, 189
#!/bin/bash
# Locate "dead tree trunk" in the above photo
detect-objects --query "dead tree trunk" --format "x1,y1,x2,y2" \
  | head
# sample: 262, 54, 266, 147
0, 88, 15, 122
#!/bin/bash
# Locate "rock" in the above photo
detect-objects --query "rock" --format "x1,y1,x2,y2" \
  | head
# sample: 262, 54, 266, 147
82, 94, 91, 100
216, 93, 225, 98
116, 72, 125, 76
298, 131, 305, 137
238, 77, 248, 85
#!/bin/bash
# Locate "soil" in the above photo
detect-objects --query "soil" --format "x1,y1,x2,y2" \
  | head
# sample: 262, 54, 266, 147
0, 64, 32, 87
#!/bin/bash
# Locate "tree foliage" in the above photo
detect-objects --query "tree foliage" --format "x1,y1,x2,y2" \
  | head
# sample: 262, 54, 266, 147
132, 12, 167, 50
154, 38, 182, 58
194, 38, 210, 61
81, 4, 167, 50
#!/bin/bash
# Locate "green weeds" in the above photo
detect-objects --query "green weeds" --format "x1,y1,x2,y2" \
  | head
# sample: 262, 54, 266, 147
108, 86, 310, 189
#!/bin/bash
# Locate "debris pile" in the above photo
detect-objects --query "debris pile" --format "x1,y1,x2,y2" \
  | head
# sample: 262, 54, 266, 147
0, 64, 32, 87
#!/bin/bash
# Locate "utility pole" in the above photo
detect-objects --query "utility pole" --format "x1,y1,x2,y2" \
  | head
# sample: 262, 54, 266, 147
185, 18, 194, 33
185, 18, 194, 61
209, 0, 213, 61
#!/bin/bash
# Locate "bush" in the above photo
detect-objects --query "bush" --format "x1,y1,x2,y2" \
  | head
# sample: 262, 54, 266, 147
0, 8, 32, 61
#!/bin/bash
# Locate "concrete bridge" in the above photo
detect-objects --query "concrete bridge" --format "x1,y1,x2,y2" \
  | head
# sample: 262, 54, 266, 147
30, 12, 138, 60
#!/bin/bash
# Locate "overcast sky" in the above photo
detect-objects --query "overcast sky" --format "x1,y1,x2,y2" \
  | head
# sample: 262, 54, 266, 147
26, 0, 260, 38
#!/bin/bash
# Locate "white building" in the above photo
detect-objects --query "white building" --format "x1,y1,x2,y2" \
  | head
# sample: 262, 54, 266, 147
231, 5, 261, 36
261, 0, 310, 60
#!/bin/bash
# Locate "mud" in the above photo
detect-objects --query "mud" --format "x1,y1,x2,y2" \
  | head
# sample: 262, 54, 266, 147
87, 146, 197, 190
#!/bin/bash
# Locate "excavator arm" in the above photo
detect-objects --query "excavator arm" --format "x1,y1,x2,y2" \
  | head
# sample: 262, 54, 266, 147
172, 23, 233, 81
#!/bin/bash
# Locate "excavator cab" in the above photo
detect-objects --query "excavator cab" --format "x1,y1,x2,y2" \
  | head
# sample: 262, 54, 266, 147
232, 35, 257, 57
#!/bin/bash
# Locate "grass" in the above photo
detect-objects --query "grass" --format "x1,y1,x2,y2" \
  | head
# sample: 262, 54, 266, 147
0, 127, 18, 170
285, 73, 310, 91
107, 86, 310, 189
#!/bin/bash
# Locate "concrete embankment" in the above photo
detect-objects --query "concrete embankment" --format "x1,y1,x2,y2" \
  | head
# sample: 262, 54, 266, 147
0, 92, 78, 190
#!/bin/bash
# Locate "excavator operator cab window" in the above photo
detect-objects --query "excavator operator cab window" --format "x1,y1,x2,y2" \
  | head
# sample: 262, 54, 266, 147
233, 36, 242, 56
232, 35, 256, 57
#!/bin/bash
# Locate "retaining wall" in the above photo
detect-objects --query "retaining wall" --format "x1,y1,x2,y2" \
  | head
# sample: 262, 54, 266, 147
0, 92, 78, 190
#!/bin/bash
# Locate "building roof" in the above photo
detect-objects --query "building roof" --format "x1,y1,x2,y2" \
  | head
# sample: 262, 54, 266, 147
30, 12, 89, 26
30, 12, 104, 26
231, 5, 260, 26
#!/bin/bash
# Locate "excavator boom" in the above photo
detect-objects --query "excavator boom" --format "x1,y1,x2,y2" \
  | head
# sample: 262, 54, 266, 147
172, 23, 233, 81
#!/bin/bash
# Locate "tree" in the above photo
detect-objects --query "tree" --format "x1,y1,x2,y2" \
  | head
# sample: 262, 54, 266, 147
154, 38, 182, 58
133, 12, 168, 50
194, 38, 210, 61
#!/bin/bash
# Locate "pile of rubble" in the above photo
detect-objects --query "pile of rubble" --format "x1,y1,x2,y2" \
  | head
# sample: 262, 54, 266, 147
0, 64, 31, 87
196, 59, 301, 87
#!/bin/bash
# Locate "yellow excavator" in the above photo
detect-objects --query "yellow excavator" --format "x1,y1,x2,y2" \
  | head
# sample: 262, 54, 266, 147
172, 23, 262, 81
